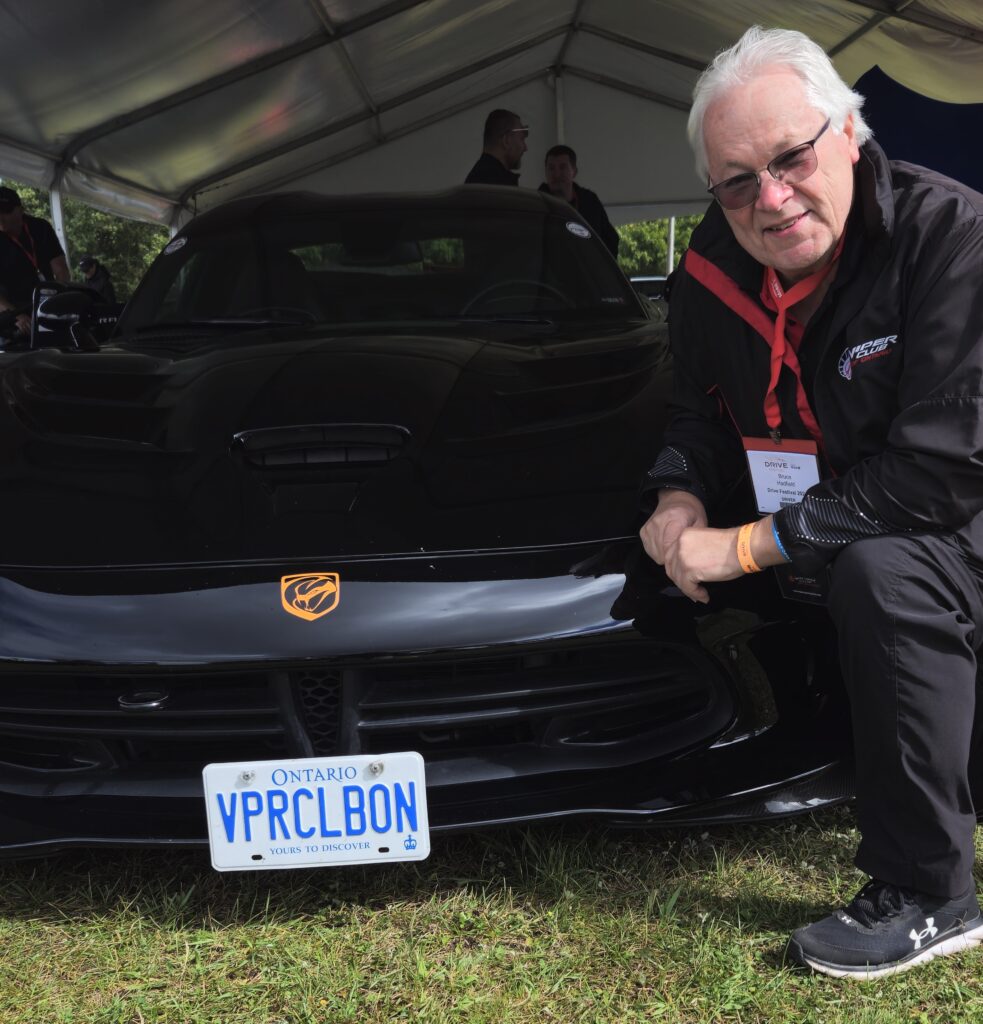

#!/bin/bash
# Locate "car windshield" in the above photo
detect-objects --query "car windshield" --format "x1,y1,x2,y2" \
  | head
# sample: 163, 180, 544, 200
120, 204, 641, 332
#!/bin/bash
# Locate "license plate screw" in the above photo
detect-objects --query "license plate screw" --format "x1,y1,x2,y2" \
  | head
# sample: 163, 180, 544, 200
368, 761, 384, 776
239, 770, 256, 783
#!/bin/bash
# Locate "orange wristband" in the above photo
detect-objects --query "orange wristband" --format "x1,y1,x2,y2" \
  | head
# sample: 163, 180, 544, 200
736, 521, 762, 574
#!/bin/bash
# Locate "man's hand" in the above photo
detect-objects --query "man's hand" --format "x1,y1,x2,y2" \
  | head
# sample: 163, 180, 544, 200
641, 492, 783, 604
640, 490, 711, 601
664, 526, 744, 603
640, 489, 708, 567
14, 313, 31, 335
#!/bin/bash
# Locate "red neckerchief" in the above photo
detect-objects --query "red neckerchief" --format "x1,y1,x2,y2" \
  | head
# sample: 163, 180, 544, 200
760, 277, 804, 352
757, 231, 846, 441
4, 219, 39, 272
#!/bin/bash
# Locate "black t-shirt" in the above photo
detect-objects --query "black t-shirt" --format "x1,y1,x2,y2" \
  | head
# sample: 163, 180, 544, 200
0, 214, 65, 308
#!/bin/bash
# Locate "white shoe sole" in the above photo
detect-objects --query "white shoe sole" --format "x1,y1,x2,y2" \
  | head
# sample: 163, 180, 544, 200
798, 921, 983, 980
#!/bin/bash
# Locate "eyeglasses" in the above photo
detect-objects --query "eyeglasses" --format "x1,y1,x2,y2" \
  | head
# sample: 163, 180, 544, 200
707, 118, 831, 211
505, 126, 529, 138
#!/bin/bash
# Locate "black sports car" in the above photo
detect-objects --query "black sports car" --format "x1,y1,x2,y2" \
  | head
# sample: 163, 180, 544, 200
0, 186, 855, 865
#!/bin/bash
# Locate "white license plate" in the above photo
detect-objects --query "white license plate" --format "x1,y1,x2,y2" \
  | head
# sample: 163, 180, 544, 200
202, 751, 430, 871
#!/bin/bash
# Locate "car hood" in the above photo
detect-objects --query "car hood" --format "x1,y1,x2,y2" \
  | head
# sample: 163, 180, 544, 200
0, 321, 670, 566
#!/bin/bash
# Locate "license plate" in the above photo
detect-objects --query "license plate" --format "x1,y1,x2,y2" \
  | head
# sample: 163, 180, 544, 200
202, 751, 430, 871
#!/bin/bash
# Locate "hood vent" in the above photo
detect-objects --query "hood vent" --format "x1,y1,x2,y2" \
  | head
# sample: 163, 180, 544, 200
232, 423, 410, 469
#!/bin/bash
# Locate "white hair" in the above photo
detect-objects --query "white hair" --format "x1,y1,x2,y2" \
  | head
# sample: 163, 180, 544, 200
688, 26, 872, 181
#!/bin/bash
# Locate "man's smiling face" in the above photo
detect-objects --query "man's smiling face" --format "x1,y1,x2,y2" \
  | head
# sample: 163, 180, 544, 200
704, 68, 860, 284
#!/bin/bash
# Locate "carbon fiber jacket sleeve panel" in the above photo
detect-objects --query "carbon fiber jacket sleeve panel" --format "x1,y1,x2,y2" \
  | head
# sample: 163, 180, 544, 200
641, 444, 708, 509
775, 493, 891, 573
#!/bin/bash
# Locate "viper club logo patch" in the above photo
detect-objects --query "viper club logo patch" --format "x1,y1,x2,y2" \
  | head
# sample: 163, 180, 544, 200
838, 334, 898, 380
281, 573, 340, 621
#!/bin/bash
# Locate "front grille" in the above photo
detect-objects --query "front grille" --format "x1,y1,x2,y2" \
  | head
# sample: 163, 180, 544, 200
0, 639, 734, 780
0, 671, 288, 771
350, 640, 733, 765
294, 670, 343, 756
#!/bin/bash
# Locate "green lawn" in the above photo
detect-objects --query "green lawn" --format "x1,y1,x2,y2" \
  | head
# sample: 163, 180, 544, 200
1, 805, 981, 1023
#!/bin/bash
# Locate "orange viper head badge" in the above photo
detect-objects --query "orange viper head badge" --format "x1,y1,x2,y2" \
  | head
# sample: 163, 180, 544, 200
281, 573, 340, 621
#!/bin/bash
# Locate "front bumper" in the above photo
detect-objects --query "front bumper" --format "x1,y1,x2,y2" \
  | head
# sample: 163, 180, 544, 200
0, 544, 853, 855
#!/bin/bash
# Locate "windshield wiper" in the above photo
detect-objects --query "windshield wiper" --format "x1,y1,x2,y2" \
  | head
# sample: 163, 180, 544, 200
129, 317, 310, 332
213, 315, 312, 325
448, 315, 555, 326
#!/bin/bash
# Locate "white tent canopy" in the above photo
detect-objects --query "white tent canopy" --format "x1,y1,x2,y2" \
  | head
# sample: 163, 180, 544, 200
1, 0, 981, 228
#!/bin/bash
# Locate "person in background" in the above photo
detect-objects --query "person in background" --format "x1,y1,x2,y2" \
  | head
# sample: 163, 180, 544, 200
78, 254, 116, 303
464, 109, 528, 186
0, 185, 69, 335
538, 144, 620, 256
640, 25, 983, 978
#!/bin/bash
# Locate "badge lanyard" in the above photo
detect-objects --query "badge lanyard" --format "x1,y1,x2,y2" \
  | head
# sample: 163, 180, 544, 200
742, 249, 842, 514
5, 221, 39, 272
759, 231, 844, 446
683, 241, 845, 512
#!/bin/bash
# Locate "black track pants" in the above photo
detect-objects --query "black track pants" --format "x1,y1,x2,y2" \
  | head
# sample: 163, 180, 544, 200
827, 532, 983, 898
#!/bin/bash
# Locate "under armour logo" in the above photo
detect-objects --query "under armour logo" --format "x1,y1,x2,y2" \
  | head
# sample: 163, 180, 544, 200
909, 917, 938, 950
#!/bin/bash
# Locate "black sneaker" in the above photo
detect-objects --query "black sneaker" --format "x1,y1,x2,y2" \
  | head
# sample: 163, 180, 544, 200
786, 879, 983, 979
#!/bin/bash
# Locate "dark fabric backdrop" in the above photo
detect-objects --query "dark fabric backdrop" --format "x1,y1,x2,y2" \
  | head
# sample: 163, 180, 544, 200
854, 66, 983, 194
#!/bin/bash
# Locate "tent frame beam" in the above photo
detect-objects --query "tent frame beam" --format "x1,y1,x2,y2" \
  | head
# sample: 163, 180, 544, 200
179, 24, 571, 205
179, 14, 711, 205
562, 67, 690, 112
576, 23, 707, 72
306, 0, 385, 141
9, 0, 978, 222
839, 0, 983, 44
234, 62, 694, 200
60, 0, 431, 165
827, 0, 917, 57
254, 68, 549, 194
555, 0, 587, 69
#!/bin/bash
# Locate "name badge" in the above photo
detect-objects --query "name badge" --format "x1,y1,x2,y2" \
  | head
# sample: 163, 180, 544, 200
742, 436, 820, 514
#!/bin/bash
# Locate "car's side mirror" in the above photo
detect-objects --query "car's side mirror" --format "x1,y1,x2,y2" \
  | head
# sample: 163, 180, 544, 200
30, 282, 119, 350
634, 288, 668, 323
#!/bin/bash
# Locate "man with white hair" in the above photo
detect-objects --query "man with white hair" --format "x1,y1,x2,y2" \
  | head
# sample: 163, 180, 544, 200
640, 26, 983, 978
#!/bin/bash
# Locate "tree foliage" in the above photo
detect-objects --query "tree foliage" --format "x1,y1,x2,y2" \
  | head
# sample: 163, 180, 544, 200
3, 181, 169, 301
616, 215, 702, 277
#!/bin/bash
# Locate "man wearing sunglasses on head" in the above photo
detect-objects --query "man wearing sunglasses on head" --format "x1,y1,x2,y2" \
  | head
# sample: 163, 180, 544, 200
640, 26, 983, 979
464, 109, 528, 186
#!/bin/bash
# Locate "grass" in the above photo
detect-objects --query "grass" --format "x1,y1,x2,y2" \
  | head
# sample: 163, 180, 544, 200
1, 805, 982, 1023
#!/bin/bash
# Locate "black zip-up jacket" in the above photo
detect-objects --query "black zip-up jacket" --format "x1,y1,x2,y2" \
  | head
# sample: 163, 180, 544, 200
464, 153, 520, 186
645, 140, 983, 575
87, 264, 116, 304
537, 182, 620, 256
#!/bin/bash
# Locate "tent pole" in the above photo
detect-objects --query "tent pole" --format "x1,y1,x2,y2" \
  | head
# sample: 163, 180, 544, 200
554, 72, 565, 143
49, 185, 70, 266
